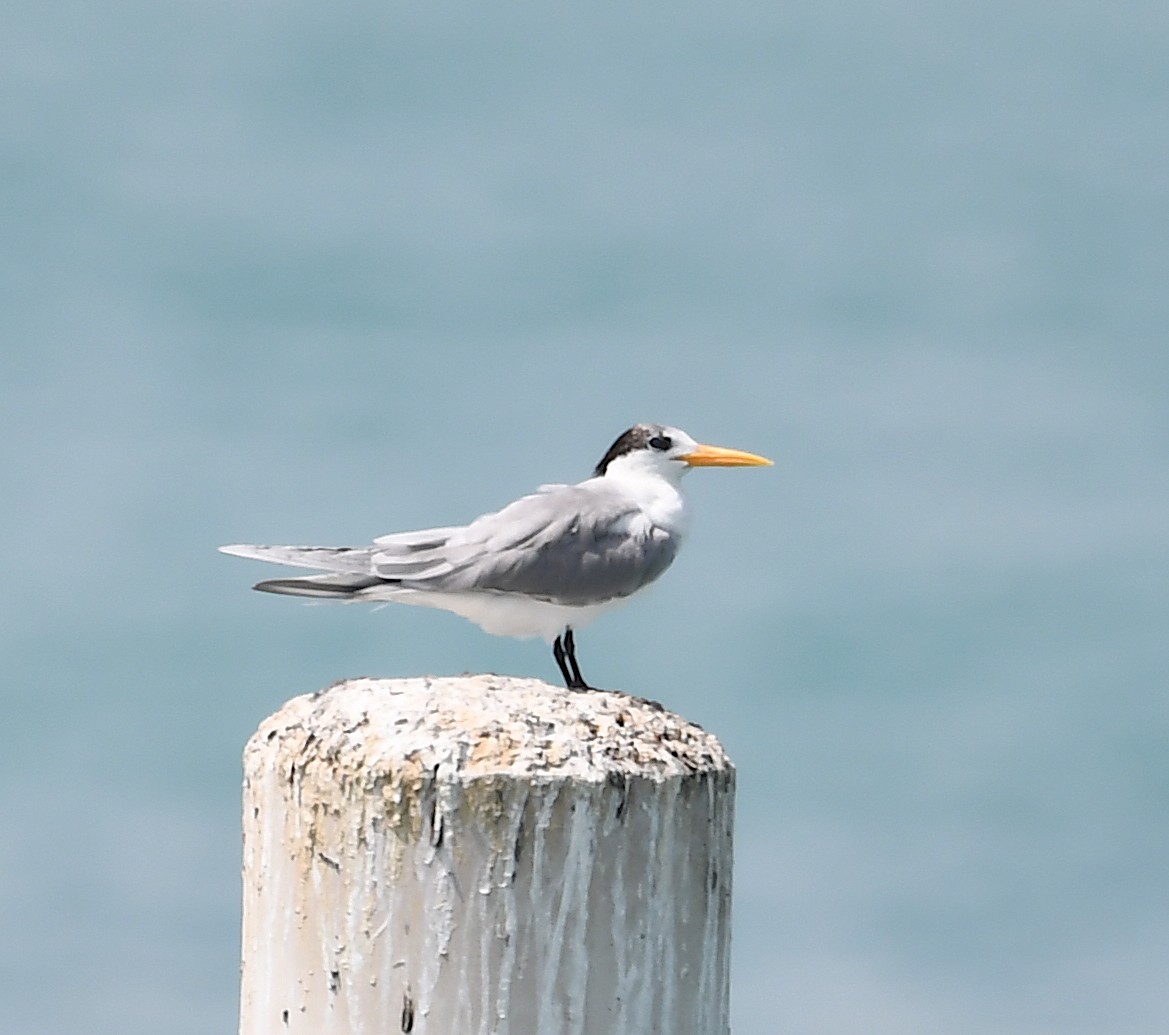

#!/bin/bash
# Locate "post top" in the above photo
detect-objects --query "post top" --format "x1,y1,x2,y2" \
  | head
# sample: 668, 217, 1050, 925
246, 675, 732, 783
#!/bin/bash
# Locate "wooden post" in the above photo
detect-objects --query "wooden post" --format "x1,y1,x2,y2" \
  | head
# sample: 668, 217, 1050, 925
239, 676, 735, 1035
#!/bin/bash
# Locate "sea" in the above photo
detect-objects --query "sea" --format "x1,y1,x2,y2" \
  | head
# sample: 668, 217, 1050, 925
2, 1, 1166, 1032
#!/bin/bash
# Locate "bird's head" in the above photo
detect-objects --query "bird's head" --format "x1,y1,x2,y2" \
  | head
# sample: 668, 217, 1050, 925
593, 423, 772, 484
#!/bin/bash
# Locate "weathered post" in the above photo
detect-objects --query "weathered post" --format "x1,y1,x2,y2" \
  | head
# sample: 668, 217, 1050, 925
239, 675, 734, 1035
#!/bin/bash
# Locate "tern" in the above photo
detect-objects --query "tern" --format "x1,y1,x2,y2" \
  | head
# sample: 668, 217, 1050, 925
221, 423, 771, 689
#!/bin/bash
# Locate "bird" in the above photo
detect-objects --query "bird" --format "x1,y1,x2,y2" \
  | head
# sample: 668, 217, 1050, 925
220, 423, 771, 689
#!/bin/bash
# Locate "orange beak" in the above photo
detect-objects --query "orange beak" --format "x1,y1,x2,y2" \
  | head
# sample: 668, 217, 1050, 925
680, 443, 773, 468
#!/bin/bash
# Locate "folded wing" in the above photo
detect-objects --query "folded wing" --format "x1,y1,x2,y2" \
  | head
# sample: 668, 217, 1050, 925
374, 484, 680, 606
220, 483, 680, 606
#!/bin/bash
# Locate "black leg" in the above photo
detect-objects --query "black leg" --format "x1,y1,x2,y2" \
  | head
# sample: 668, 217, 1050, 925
552, 635, 575, 688
563, 628, 591, 690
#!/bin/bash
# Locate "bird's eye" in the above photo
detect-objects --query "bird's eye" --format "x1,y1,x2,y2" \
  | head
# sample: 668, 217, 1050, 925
648, 435, 673, 451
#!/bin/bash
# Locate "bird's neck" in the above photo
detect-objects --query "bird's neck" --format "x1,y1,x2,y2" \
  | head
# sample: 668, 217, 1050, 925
603, 467, 690, 538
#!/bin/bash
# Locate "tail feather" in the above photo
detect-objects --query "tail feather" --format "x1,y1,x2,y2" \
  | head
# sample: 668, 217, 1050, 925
254, 572, 389, 599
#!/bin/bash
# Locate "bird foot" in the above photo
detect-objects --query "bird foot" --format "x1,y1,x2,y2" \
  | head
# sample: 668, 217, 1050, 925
553, 631, 594, 691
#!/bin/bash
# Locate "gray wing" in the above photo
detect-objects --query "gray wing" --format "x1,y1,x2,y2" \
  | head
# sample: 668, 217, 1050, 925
372, 485, 680, 606
221, 486, 679, 605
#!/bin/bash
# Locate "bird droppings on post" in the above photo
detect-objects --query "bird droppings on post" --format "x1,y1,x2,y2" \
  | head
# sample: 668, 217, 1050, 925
268, 675, 727, 791
239, 675, 735, 1035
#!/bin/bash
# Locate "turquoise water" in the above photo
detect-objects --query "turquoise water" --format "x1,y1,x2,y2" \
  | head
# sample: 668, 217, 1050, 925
2, 2, 1167, 1032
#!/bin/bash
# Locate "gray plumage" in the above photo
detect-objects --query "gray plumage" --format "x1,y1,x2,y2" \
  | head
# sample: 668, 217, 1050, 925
226, 482, 679, 608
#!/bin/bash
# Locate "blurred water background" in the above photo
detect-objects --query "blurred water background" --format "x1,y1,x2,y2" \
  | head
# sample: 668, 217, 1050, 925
2, 2, 1167, 1032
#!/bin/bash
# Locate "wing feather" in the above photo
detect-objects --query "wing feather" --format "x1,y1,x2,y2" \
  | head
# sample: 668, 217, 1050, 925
219, 544, 374, 574
223, 483, 680, 607
374, 484, 680, 605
